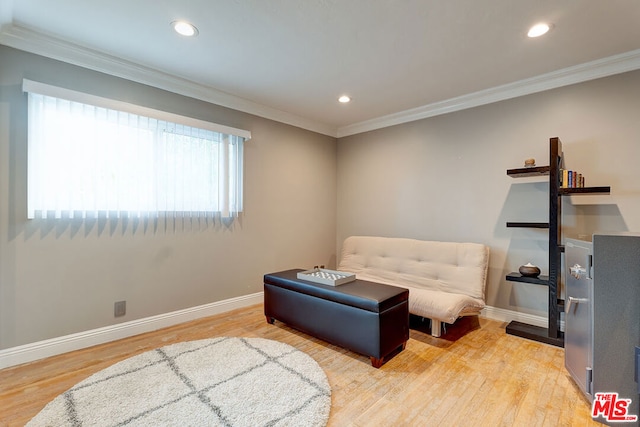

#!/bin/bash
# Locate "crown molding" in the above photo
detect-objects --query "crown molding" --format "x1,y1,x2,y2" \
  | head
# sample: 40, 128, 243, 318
2, 24, 639, 140
0, 24, 338, 138
337, 48, 640, 138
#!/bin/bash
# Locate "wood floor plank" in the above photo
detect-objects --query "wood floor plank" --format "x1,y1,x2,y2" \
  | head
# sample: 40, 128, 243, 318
0, 304, 600, 426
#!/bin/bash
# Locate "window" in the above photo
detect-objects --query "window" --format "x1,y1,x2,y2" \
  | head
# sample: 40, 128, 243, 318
24, 80, 250, 219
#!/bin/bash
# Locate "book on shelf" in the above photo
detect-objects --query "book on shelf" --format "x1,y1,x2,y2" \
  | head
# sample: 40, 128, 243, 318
560, 169, 584, 188
560, 169, 585, 188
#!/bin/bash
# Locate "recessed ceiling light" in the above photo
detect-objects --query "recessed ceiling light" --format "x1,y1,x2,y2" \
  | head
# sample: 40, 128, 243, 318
172, 21, 199, 37
528, 23, 552, 38
338, 95, 351, 103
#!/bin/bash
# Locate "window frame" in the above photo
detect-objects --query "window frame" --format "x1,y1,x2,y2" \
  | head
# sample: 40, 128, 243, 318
23, 79, 250, 220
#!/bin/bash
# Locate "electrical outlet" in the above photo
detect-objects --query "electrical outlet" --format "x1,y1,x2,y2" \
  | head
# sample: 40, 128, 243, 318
114, 300, 126, 317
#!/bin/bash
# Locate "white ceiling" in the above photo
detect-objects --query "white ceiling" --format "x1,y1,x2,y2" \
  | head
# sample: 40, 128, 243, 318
1, 0, 640, 137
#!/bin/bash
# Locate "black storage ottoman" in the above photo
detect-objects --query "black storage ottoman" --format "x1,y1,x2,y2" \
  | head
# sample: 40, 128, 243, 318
264, 269, 409, 368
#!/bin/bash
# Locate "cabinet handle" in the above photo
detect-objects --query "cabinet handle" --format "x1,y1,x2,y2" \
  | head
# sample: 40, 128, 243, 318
566, 296, 588, 313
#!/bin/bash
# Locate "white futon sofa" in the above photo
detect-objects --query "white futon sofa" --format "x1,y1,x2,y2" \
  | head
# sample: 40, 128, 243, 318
338, 235, 490, 337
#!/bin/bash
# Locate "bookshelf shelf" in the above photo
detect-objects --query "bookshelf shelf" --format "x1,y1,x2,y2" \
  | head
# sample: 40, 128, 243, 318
559, 187, 611, 195
506, 222, 549, 229
507, 166, 550, 177
505, 272, 550, 286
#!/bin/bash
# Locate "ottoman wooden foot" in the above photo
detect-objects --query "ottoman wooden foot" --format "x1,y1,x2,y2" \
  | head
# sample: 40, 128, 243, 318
370, 357, 384, 368
369, 342, 407, 368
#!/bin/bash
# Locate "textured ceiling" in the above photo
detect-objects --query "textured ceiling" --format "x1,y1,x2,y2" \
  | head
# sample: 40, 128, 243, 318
1, 0, 640, 136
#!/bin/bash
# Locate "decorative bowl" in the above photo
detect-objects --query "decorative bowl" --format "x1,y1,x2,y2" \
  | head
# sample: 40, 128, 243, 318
519, 263, 541, 277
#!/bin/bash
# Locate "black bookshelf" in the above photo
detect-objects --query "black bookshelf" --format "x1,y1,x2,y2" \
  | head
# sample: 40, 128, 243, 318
505, 137, 610, 347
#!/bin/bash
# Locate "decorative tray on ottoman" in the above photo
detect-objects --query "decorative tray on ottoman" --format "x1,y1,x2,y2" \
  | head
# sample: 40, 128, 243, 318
297, 268, 356, 286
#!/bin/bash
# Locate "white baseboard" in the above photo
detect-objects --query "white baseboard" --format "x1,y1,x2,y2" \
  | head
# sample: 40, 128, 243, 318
0, 292, 264, 369
1, 299, 559, 369
480, 305, 548, 328
481, 305, 566, 334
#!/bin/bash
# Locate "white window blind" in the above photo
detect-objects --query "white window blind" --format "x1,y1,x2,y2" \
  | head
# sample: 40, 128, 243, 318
24, 80, 250, 220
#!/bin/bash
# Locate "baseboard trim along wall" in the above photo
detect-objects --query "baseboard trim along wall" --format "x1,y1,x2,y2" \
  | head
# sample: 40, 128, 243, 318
0, 300, 547, 369
479, 306, 548, 328
0, 292, 263, 370
480, 306, 565, 333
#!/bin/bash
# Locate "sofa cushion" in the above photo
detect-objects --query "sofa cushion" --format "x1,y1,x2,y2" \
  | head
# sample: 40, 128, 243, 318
338, 236, 489, 301
345, 272, 484, 323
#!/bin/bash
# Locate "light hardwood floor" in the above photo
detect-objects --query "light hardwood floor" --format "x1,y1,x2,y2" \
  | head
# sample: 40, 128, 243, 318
0, 304, 598, 426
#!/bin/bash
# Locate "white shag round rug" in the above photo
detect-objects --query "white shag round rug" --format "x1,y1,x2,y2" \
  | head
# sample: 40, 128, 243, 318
27, 337, 331, 427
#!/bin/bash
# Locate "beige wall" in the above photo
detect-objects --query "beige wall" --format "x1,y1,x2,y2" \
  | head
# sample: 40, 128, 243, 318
337, 69, 640, 317
2, 42, 639, 350
0, 45, 337, 349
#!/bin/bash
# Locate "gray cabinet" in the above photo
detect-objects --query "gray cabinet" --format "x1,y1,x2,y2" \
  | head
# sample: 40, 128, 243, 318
565, 234, 640, 426
593, 233, 640, 426
565, 238, 593, 399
